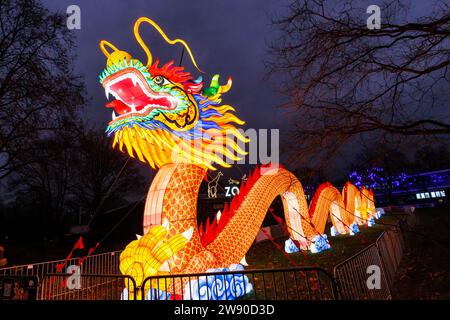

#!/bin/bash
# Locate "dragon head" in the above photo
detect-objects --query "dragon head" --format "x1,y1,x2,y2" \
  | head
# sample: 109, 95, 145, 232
99, 17, 248, 170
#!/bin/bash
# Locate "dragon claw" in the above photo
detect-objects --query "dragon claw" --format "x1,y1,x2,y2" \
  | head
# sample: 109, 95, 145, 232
181, 227, 194, 242
162, 218, 170, 231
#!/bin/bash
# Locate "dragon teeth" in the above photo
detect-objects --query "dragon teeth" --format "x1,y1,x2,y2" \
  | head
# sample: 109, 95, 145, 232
112, 111, 117, 120
240, 256, 248, 266
216, 210, 222, 222
105, 87, 112, 99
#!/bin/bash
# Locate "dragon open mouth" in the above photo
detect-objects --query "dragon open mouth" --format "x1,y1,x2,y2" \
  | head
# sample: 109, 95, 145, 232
102, 68, 177, 124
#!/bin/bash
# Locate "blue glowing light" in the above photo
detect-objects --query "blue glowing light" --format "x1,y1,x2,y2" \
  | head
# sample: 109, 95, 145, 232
330, 226, 339, 237
284, 238, 300, 253
182, 264, 253, 300
310, 234, 331, 253
349, 222, 359, 235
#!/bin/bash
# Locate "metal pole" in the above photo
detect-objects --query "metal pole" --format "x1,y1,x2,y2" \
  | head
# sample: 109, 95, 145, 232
178, 47, 185, 67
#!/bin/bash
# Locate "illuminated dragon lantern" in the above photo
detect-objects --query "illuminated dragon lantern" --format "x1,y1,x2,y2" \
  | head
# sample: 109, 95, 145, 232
99, 17, 376, 299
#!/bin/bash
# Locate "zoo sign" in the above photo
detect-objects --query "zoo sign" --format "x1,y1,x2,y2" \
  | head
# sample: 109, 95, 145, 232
225, 185, 240, 197
225, 176, 246, 197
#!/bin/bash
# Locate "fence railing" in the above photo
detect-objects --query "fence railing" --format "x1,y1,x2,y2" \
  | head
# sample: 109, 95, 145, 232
39, 274, 136, 300
333, 212, 412, 300
334, 239, 392, 299
376, 229, 405, 287
0, 251, 122, 300
0, 267, 335, 300
0, 250, 121, 278
140, 267, 337, 300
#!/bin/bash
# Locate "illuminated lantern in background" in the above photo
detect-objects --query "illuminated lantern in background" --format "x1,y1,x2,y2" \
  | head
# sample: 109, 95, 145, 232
360, 187, 376, 225
343, 182, 363, 226
98, 17, 377, 299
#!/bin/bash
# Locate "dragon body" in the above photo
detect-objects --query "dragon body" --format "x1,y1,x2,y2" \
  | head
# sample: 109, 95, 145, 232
99, 18, 376, 298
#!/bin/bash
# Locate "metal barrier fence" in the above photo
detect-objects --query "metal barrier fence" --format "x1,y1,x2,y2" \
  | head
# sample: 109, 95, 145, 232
140, 267, 337, 300
376, 229, 405, 287
334, 239, 392, 299
0, 250, 121, 278
40, 274, 136, 300
0, 251, 122, 300
334, 223, 409, 300
1, 267, 336, 300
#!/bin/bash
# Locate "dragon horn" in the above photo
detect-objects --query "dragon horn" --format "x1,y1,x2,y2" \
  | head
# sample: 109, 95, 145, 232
134, 17, 204, 72
99, 40, 119, 58
219, 76, 233, 94
99, 40, 131, 69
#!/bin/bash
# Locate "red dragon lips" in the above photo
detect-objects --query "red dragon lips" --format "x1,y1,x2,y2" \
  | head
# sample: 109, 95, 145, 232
102, 68, 177, 123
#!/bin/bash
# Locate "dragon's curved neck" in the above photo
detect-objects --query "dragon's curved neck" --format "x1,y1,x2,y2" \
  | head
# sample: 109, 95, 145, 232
143, 163, 207, 273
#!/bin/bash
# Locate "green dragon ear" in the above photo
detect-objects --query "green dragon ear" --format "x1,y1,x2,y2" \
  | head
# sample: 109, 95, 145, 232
202, 74, 220, 97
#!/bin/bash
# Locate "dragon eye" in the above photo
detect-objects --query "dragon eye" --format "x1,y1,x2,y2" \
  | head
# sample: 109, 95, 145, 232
153, 75, 167, 86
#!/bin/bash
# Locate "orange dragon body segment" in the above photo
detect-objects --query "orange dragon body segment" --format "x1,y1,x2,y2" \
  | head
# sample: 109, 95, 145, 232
360, 187, 376, 226
205, 166, 314, 266
98, 17, 377, 299
308, 183, 347, 235
343, 181, 363, 225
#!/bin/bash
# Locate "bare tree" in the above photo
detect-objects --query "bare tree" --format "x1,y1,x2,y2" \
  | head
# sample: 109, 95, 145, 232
413, 144, 450, 171
0, 0, 86, 179
72, 128, 150, 219
1, 1, 148, 240
268, 0, 450, 169
8, 125, 82, 235
7, 127, 149, 236
348, 142, 410, 202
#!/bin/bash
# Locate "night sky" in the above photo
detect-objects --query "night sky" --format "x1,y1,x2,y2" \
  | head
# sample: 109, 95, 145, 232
41, 0, 435, 181
43, 0, 291, 133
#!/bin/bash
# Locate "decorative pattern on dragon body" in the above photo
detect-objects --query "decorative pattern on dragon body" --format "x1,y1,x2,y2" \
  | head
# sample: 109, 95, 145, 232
98, 17, 376, 299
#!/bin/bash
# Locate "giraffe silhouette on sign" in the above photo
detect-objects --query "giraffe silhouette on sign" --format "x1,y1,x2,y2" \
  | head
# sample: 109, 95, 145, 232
208, 171, 223, 198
